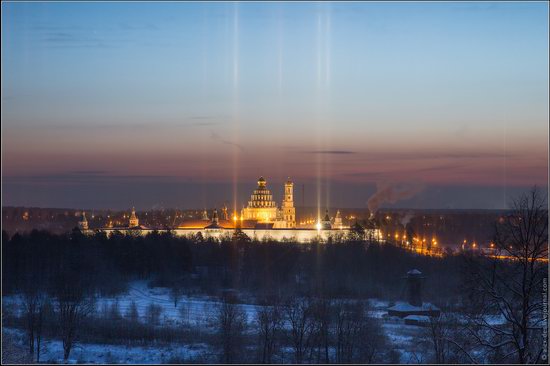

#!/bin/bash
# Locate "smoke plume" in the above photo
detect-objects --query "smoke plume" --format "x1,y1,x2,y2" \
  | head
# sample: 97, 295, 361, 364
367, 182, 425, 216
400, 211, 415, 227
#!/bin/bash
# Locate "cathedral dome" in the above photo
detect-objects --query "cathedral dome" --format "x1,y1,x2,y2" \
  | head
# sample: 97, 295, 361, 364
242, 176, 279, 222
248, 178, 276, 208
258, 176, 266, 188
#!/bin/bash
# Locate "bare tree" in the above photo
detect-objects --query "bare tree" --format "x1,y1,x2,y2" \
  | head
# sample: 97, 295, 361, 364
285, 297, 315, 364
125, 301, 140, 322
309, 297, 332, 363
334, 300, 388, 363
216, 297, 247, 363
334, 300, 363, 363
170, 283, 183, 308
145, 303, 163, 326
20, 290, 50, 363
256, 299, 283, 363
21, 292, 39, 357
34, 297, 52, 363
465, 187, 548, 363
421, 314, 456, 364
356, 311, 388, 364
55, 284, 95, 362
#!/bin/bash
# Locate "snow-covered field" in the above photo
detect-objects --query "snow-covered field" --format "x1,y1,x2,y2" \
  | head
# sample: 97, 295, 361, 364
3, 281, 262, 329
4, 283, 502, 364
3, 328, 211, 364
94, 281, 259, 327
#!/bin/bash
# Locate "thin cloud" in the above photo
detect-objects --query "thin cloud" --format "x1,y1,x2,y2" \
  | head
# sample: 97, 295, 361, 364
345, 163, 466, 178
302, 150, 356, 155
3, 173, 185, 185
210, 131, 245, 152
349, 151, 517, 161
11, 119, 221, 130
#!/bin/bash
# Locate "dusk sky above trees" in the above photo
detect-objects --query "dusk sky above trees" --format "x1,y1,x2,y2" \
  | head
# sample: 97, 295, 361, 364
2, 2, 548, 209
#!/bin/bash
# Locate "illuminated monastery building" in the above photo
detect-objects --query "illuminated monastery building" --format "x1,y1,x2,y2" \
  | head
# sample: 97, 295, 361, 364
92, 176, 372, 243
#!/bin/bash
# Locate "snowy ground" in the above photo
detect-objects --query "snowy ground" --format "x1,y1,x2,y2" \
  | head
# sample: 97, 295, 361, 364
98, 281, 265, 329
3, 328, 211, 364
3, 284, 505, 364
3, 281, 262, 330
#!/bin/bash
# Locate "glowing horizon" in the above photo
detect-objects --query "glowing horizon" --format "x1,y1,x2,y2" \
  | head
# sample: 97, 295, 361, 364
2, 2, 548, 210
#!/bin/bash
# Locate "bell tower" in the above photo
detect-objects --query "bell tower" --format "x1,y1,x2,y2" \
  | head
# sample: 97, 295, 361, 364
282, 178, 296, 228
78, 211, 89, 231
129, 207, 139, 227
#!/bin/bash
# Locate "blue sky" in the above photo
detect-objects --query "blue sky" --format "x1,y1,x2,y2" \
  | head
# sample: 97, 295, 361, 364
2, 1, 548, 209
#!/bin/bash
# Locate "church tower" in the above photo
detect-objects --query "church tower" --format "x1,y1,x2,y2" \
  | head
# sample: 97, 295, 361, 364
221, 204, 229, 221
334, 210, 343, 229
282, 178, 296, 228
78, 211, 89, 231
321, 209, 332, 230
129, 207, 139, 227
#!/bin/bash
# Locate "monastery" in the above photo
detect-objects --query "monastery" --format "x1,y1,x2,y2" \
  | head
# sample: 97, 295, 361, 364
84, 177, 370, 243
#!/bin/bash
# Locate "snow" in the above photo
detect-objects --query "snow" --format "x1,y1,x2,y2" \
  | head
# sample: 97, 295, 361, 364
3, 327, 211, 364
4, 286, 493, 364
387, 301, 439, 312
484, 314, 506, 325
49, 280, 261, 328
403, 315, 430, 323
382, 320, 425, 362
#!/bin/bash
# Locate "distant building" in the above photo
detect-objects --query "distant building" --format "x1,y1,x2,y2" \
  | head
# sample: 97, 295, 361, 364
129, 207, 139, 228
241, 176, 296, 228
321, 209, 332, 230
221, 204, 229, 221
241, 177, 279, 222
90, 176, 374, 243
333, 210, 343, 229
387, 269, 440, 320
78, 211, 88, 231
281, 178, 296, 228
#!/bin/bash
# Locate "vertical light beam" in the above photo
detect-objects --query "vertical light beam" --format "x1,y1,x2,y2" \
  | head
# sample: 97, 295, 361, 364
232, 2, 240, 214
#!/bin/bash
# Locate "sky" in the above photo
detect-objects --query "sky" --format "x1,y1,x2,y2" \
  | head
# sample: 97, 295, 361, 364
2, 1, 548, 210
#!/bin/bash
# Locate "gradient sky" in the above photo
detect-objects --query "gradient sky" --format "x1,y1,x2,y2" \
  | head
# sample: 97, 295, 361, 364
2, 1, 548, 210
